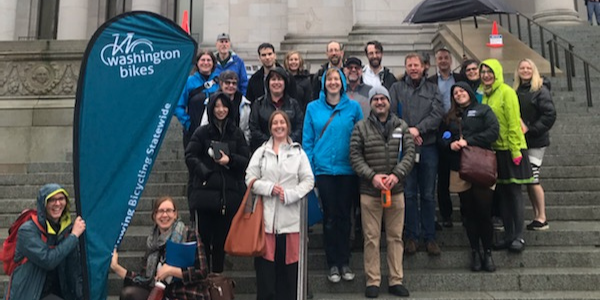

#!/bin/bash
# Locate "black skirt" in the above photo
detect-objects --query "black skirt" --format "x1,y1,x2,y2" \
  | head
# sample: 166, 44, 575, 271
496, 149, 534, 184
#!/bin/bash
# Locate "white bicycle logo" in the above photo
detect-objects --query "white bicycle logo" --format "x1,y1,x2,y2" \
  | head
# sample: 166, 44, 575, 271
100, 33, 154, 65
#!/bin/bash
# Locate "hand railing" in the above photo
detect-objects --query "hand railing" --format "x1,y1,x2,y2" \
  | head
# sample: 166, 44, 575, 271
496, 13, 576, 75
547, 39, 599, 107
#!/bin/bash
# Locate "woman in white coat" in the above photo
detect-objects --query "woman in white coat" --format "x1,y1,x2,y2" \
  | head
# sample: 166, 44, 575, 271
245, 110, 315, 300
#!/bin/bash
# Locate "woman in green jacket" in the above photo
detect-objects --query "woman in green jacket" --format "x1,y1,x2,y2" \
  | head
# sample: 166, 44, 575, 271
479, 59, 533, 253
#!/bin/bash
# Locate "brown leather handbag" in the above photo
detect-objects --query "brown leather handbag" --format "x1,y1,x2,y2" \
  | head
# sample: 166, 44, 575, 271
459, 145, 497, 187
224, 178, 266, 256
206, 273, 236, 300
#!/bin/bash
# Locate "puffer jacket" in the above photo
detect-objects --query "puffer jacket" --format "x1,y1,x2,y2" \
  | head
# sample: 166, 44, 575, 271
481, 59, 528, 159
350, 113, 416, 197
185, 93, 250, 215
516, 79, 556, 148
389, 74, 444, 146
7, 184, 82, 300
245, 138, 315, 234
302, 68, 364, 176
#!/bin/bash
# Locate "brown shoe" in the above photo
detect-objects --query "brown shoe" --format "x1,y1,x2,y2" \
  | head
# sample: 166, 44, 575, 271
426, 241, 441, 256
404, 239, 417, 255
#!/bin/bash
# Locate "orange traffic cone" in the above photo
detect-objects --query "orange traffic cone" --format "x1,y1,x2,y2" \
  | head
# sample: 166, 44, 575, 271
486, 21, 503, 48
181, 10, 190, 34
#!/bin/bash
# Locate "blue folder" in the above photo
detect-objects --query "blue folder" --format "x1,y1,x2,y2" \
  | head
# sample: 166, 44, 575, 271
166, 240, 196, 268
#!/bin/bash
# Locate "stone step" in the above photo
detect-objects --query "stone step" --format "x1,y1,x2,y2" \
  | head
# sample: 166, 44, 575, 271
0, 183, 186, 199
108, 246, 600, 274
0, 171, 189, 186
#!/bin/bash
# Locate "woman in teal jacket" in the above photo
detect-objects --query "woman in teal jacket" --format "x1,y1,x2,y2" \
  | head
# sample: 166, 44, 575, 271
302, 68, 363, 283
6, 183, 86, 300
480, 59, 533, 253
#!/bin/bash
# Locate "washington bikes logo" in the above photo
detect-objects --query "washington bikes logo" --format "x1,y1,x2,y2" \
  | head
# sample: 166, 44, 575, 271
100, 33, 181, 78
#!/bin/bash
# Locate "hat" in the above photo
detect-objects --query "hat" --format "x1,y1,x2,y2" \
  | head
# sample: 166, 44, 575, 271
344, 57, 363, 68
450, 81, 476, 101
368, 86, 390, 103
217, 33, 230, 41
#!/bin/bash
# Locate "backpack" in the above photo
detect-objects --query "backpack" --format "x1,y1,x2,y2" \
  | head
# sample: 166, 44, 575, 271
1, 209, 45, 275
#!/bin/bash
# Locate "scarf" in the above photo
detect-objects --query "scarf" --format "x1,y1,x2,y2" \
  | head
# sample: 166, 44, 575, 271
145, 219, 186, 278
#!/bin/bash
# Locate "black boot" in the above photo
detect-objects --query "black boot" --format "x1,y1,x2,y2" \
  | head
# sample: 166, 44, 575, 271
471, 250, 482, 272
482, 249, 496, 272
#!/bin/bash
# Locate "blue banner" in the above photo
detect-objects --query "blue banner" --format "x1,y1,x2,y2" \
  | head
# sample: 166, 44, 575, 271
74, 11, 197, 299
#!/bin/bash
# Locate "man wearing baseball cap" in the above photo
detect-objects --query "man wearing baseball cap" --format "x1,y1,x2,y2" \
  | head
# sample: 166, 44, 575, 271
350, 86, 415, 298
344, 57, 373, 118
214, 33, 248, 95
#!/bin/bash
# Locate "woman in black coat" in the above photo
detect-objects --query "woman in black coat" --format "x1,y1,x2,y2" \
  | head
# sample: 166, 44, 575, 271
439, 81, 499, 272
185, 92, 250, 273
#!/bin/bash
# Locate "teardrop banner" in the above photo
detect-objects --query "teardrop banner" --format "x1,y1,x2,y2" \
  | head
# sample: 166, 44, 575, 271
74, 11, 197, 299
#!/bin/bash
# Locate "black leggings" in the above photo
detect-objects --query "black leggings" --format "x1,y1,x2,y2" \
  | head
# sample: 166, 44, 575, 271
196, 209, 236, 273
459, 185, 494, 251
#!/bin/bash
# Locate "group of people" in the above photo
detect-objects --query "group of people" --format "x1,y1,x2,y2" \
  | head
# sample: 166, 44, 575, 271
4, 33, 556, 300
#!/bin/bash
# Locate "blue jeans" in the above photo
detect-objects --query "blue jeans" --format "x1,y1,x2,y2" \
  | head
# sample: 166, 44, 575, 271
588, 2, 600, 25
404, 144, 438, 242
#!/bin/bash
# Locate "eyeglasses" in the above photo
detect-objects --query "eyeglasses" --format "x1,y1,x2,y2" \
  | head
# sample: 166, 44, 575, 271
346, 66, 361, 71
466, 67, 478, 72
47, 196, 67, 203
222, 80, 237, 86
156, 209, 176, 215
480, 70, 494, 75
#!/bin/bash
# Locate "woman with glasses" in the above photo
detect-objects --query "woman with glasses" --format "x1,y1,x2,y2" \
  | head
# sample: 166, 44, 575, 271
459, 59, 483, 103
480, 59, 533, 253
110, 196, 210, 300
207, 70, 252, 143
185, 92, 250, 273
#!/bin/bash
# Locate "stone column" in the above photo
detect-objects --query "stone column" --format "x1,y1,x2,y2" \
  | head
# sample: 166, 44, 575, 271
131, 0, 162, 14
533, 0, 580, 24
353, 0, 416, 27
0, 0, 18, 40
287, 0, 353, 37
202, 0, 229, 47
56, 0, 88, 40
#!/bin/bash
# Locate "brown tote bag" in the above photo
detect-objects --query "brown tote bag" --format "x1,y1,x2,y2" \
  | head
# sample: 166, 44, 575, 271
224, 178, 266, 256
459, 145, 497, 187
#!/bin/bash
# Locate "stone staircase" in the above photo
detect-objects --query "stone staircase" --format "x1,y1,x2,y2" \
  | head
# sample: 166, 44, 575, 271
2, 27, 600, 300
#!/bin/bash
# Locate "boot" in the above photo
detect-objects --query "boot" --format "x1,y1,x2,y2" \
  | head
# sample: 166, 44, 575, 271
482, 249, 496, 272
470, 250, 482, 272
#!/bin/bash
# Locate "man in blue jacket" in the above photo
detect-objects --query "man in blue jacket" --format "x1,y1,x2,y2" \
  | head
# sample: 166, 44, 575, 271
6, 184, 86, 300
214, 33, 248, 95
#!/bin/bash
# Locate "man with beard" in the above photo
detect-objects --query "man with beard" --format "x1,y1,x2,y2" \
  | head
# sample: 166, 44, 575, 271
362, 40, 397, 90
214, 33, 248, 95
312, 41, 345, 99
246, 43, 296, 103
389, 53, 444, 257
344, 57, 373, 119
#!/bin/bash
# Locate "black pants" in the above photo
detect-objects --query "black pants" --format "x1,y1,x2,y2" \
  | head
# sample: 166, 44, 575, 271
437, 153, 452, 221
459, 185, 494, 251
316, 175, 357, 268
196, 208, 236, 273
183, 129, 193, 200
255, 234, 298, 300
497, 184, 525, 242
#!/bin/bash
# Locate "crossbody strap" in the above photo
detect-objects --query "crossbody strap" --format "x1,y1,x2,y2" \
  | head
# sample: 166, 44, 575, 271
319, 111, 338, 139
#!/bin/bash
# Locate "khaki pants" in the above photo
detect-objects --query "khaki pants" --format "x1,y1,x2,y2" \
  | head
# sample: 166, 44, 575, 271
360, 193, 405, 286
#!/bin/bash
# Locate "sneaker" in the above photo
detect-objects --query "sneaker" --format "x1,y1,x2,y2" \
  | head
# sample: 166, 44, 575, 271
492, 217, 504, 232
404, 239, 417, 255
508, 238, 525, 253
327, 266, 341, 283
426, 241, 441, 256
365, 285, 379, 298
526, 220, 549, 231
341, 265, 355, 281
389, 284, 410, 297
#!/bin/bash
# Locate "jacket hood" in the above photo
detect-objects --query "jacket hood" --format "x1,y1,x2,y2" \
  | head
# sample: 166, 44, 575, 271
319, 67, 348, 99
480, 59, 504, 91
207, 92, 235, 127
451, 81, 477, 103
265, 66, 290, 96
37, 183, 72, 234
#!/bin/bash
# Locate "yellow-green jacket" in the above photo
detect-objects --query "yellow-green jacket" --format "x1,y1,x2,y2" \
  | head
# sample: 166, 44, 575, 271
480, 59, 527, 159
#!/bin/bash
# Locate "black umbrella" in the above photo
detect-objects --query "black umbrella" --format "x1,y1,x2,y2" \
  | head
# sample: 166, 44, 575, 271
403, 0, 517, 56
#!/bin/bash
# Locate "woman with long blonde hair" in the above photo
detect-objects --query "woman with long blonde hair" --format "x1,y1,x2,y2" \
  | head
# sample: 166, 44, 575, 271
284, 51, 313, 111
513, 58, 556, 231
